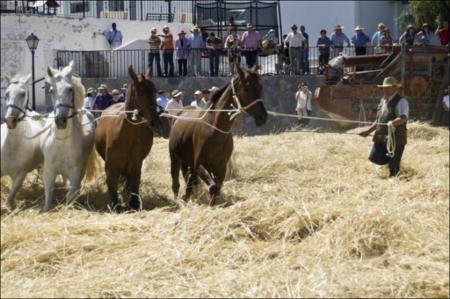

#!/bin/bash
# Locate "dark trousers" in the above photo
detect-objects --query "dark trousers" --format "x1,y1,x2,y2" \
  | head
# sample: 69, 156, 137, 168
318, 53, 330, 74
178, 59, 187, 76
148, 51, 162, 76
302, 47, 309, 74
244, 50, 258, 68
355, 47, 366, 71
369, 142, 405, 177
163, 51, 174, 77
209, 50, 220, 76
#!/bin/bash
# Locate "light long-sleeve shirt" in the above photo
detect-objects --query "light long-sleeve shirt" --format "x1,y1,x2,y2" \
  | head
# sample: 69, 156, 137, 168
284, 31, 305, 47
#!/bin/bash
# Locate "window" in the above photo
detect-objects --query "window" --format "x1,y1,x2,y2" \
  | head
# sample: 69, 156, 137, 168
108, 0, 124, 12
70, 1, 89, 13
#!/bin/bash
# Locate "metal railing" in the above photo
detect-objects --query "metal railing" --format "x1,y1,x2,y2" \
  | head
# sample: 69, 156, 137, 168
56, 46, 395, 78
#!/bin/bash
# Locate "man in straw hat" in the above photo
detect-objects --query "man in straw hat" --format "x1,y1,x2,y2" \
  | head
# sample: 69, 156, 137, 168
351, 25, 370, 70
330, 24, 350, 58
359, 76, 409, 177
166, 89, 184, 116
83, 87, 96, 109
188, 25, 205, 76
241, 23, 261, 68
284, 24, 305, 75
148, 27, 162, 77
93, 84, 112, 111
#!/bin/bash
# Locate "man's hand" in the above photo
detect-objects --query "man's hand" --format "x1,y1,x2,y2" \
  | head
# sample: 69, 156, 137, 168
359, 130, 370, 137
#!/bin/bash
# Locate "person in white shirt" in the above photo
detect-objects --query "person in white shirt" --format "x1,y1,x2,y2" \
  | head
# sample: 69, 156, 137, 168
83, 87, 96, 110
156, 90, 169, 112
295, 82, 312, 124
284, 24, 305, 75
190, 90, 206, 109
165, 89, 184, 116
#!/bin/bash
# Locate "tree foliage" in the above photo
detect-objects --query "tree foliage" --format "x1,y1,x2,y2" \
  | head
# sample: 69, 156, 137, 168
406, 0, 449, 30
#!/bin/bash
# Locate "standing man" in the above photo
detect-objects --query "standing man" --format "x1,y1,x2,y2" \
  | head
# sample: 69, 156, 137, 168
351, 25, 370, 56
284, 24, 305, 75
330, 25, 350, 58
188, 26, 205, 76
105, 23, 123, 49
206, 32, 222, 76
176, 30, 190, 77
317, 29, 332, 74
161, 25, 175, 77
295, 82, 312, 125
93, 84, 112, 111
148, 27, 162, 77
371, 22, 386, 53
241, 23, 261, 68
190, 90, 206, 109
166, 89, 184, 116
359, 77, 409, 177
300, 25, 309, 75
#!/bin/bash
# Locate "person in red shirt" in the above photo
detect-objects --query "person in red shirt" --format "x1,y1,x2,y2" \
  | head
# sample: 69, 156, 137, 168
160, 25, 175, 77
435, 20, 449, 46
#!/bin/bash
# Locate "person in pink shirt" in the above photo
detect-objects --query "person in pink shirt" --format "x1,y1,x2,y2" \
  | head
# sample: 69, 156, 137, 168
435, 20, 449, 46
240, 23, 261, 68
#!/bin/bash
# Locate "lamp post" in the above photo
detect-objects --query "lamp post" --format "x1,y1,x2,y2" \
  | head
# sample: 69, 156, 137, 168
25, 33, 39, 110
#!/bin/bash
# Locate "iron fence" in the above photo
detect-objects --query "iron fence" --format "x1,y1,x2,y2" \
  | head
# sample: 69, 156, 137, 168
56, 46, 393, 78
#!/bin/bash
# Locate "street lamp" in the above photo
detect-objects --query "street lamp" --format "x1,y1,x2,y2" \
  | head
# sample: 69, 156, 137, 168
25, 33, 39, 110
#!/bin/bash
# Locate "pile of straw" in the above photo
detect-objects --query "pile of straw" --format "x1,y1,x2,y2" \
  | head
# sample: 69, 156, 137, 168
1, 123, 448, 298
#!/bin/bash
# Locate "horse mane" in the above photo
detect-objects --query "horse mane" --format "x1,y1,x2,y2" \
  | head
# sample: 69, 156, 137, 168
211, 83, 230, 104
71, 75, 85, 110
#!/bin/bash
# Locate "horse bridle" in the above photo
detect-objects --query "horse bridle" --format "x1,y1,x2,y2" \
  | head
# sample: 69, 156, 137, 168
229, 77, 264, 120
53, 90, 78, 119
5, 83, 32, 122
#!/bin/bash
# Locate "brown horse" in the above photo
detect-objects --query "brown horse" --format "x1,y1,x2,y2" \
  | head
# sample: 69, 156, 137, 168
169, 64, 267, 205
95, 65, 162, 211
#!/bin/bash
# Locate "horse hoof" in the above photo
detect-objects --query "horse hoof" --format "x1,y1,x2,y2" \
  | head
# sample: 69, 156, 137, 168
181, 195, 190, 202
208, 184, 220, 196
129, 196, 142, 212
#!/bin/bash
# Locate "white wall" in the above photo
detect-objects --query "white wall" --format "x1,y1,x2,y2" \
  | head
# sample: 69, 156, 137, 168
0, 14, 193, 107
280, 1, 357, 41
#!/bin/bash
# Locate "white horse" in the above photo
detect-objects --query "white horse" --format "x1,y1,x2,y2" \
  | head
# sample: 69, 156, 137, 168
41, 61, 99, 211
1, 74, 47, 209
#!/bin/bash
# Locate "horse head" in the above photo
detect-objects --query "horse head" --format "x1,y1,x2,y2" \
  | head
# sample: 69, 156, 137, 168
126, 65, 162, 132
233, 64, 267, 126
46, 61, 81, 129
4, 74, 32, 129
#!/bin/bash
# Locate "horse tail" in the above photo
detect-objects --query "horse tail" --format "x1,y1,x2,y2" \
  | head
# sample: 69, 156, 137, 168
84, 147, 102, 184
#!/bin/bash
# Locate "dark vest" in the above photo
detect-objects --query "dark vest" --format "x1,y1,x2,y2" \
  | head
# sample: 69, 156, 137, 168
373, 93, 407, 145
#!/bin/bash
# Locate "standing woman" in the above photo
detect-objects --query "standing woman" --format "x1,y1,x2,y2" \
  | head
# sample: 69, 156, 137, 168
399, 24, 416, 46
176, 30, 189, 77
224, 26, 241, 75
295, 82, 312, 125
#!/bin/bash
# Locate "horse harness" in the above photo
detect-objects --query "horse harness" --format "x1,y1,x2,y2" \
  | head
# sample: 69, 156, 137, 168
229, 77, 264, 121
5, 81, 32, 122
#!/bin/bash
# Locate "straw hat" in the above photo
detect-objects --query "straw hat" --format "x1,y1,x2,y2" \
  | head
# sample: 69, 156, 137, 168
163, 25, 169, 30
407, 24, 414, 29
354, 25, 365, 31
246, 23, 254, 30
209, 86, 219, 93
171, 89, 183, 97
151, 27, 157, 33
121, 83, 127, 90
377, 76, 401, 88
111, 89, 120, 95
87, 87, 95, 94
192, 25, 200, 32
422, 23, 429, 28
194, 90, 202, 96
98, 84, 108, 90
334, 25, 343, 31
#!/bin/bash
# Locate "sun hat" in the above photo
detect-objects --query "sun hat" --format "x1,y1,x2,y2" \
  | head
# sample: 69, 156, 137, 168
171, 89, 183, 97
192, 25, 200, 32
246, 23, 254, 30
406, 24, 414, 29
354, 25, 365, 31
121, 83, 127, 90
163, 25, 169, 30
422, 23, 429, 28
194, 90, 202, 95
151, 27, 157, 33
335, 25, 343, 30
87, 87, 95, 94
377, 76, 401, 88
209, 86, 219, 93
111, 89, 120, 95
98, 84, 108, 90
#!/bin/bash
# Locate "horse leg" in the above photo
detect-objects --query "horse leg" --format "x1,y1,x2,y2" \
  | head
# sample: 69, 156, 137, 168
64, 168, 83, 205
6, 172, 27, 210
43, 167, 57, 212
181, 164, 197, 202
197, 164, 220, 206
126, 171, 142, 211
209, 165, 227, 206
170, 151, 181, 199
106, 167, 120, 211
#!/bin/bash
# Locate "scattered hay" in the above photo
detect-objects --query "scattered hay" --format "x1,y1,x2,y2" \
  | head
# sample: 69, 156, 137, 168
1, 123, 449, 298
